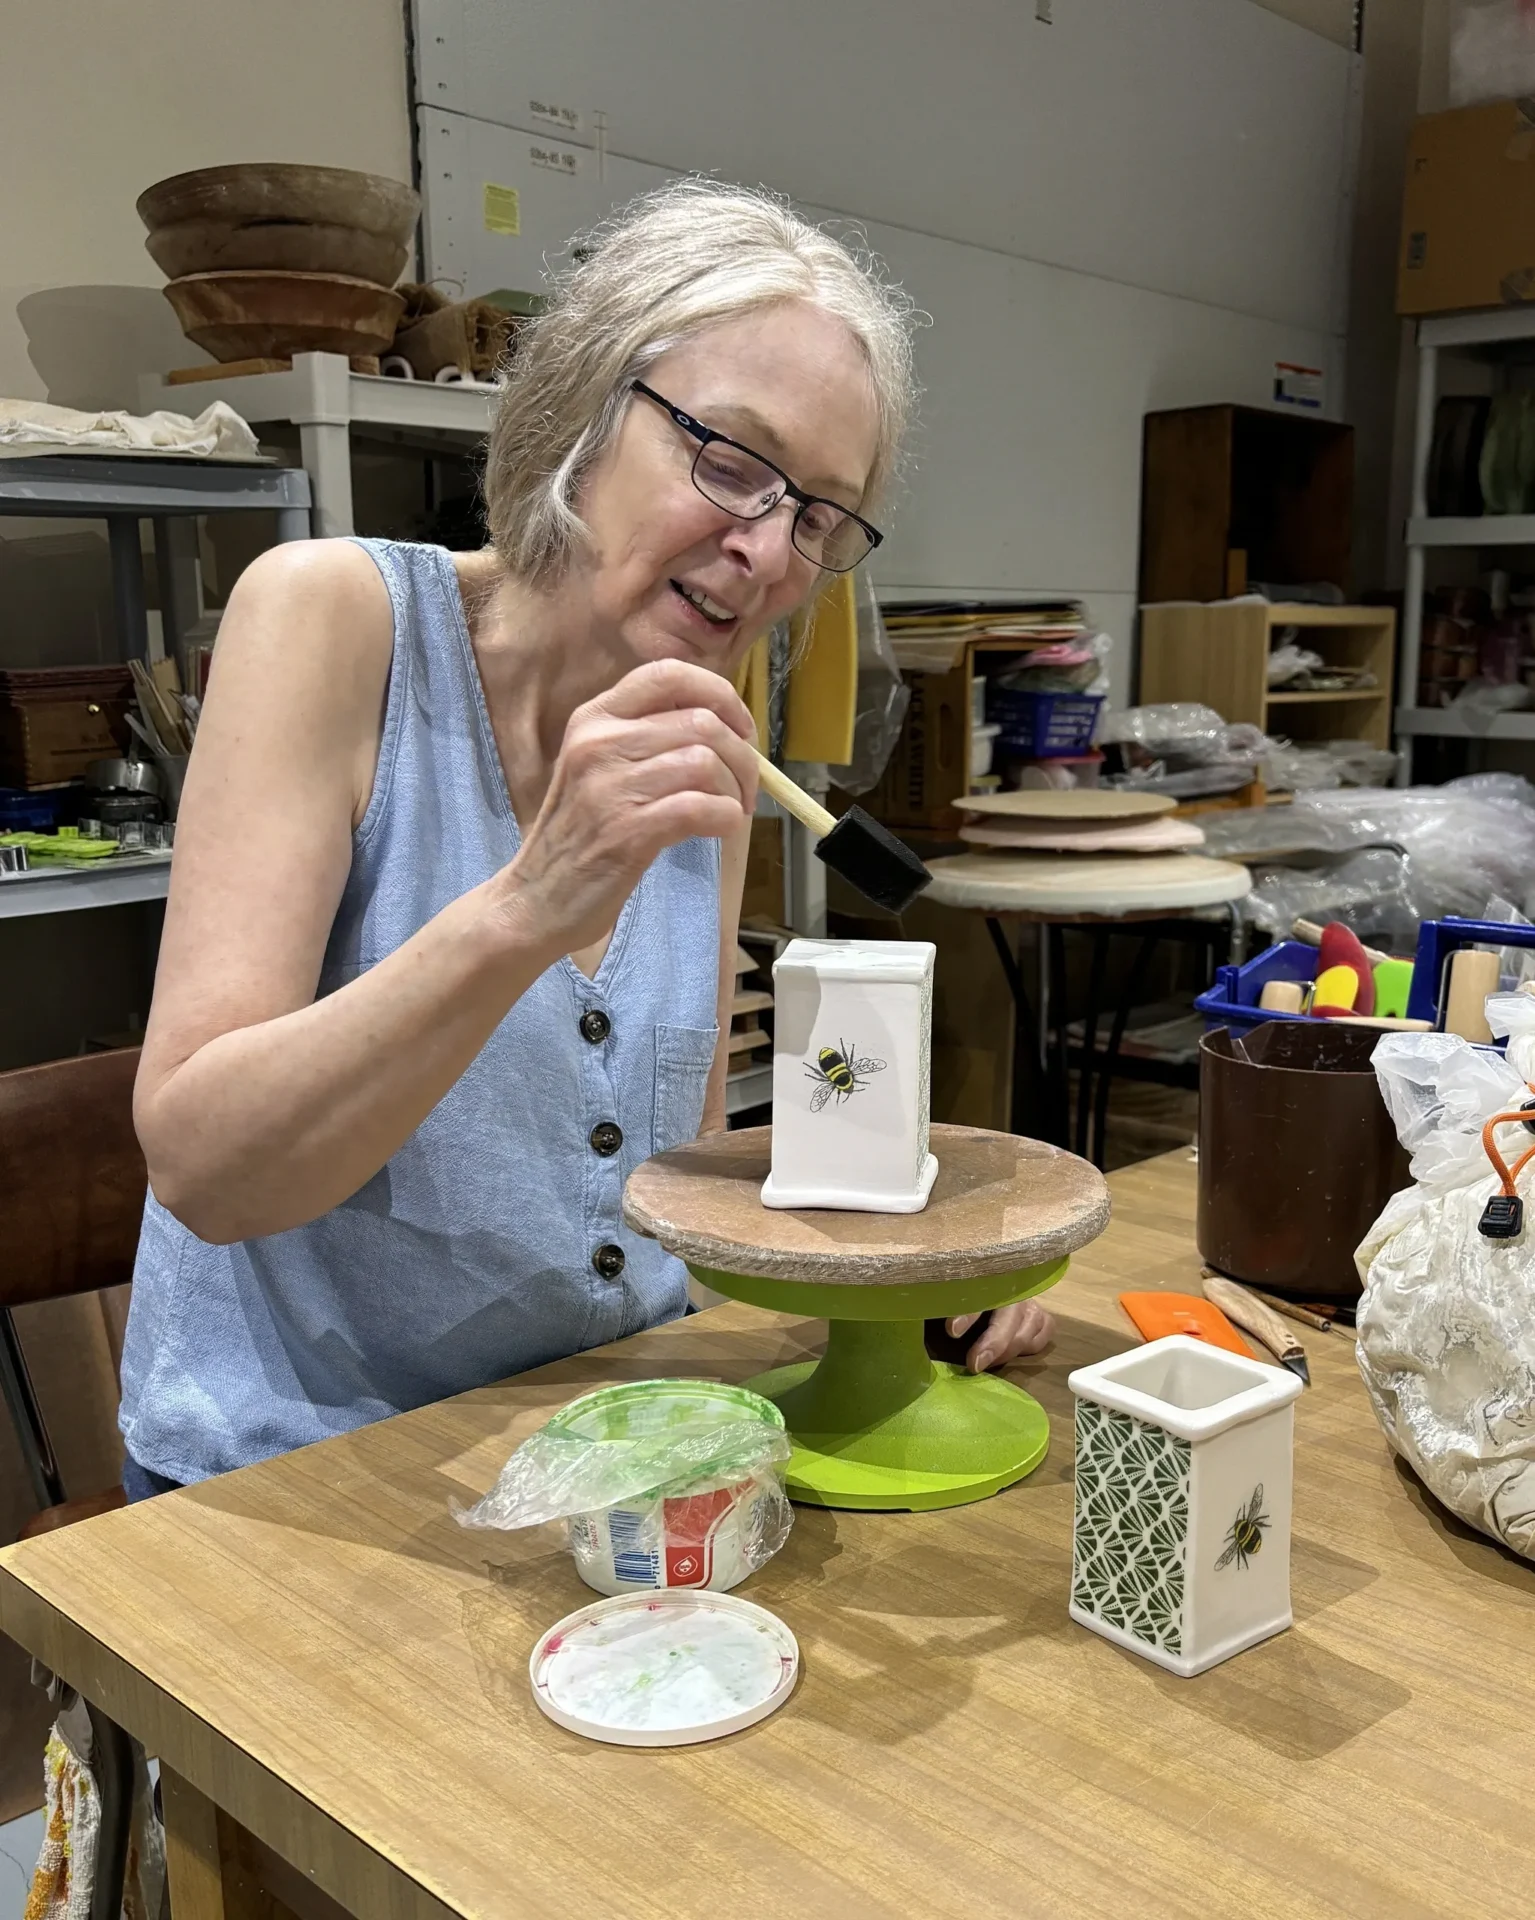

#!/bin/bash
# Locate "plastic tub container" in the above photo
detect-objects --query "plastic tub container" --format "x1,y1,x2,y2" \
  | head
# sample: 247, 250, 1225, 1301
987, 690, 1103, 757
970, 722, 1001, 777
548, 1380, 790, 1597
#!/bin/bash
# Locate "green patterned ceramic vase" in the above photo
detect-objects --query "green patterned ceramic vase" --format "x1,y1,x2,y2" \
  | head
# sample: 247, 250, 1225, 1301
1068, 1334, 1302, 1677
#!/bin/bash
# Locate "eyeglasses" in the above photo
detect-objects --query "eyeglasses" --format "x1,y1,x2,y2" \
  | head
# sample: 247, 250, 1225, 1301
631, 381, 882, 573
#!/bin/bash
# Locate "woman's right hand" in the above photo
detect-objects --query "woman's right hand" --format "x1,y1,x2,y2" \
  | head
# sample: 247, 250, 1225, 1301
499, 658, 760, 958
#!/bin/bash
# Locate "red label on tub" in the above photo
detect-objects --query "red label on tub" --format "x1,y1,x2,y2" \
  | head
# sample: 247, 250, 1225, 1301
662, 1487, 737, 1587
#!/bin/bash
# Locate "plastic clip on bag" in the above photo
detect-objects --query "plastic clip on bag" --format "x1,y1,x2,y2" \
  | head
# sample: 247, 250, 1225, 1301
1355, 997, 1535, 1558
456, 1379, 793, 1595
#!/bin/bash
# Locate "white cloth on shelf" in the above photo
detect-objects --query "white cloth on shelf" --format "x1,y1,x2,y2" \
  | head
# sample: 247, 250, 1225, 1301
0, 397, 260, 461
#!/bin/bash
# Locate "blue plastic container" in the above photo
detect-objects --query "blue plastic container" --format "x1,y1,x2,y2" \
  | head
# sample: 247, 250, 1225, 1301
0, 788, 67, 833
987, 690, 1102, 758
1406, 916, 1535, 1025
1195, 941, 1319, 1035
1199, 916, 1535, 1039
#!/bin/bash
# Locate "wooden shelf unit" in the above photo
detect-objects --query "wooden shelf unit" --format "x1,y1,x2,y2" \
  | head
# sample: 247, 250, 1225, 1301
1137, 602, 1396, 752
1139, 405, 1353, 605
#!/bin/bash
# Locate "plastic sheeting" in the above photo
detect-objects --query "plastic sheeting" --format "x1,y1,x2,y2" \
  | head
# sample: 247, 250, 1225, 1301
1200, 776, 1535, 933
1355, 999, 1535, 1559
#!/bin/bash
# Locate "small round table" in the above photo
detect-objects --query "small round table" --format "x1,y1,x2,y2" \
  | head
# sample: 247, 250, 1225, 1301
923, 851, 1252, 1168
623, 1125, 1109, 1513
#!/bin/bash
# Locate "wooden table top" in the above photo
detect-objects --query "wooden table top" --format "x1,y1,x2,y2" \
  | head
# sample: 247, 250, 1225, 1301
4, 1151, 1533, 1919
623, 1125, 1110, 1283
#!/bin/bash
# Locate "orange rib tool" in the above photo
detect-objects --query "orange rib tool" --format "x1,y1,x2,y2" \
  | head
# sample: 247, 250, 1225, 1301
1118, 1291, 1255, 1358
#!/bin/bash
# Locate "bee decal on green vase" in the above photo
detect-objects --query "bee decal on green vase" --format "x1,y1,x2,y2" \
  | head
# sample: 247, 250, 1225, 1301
804, 1040, 886, 1114
1215, 1484, 1269, 1572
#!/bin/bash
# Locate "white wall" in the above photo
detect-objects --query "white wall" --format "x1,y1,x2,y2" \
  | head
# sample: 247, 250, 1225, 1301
0, 0, 413, 409
414, 0, 1363, 706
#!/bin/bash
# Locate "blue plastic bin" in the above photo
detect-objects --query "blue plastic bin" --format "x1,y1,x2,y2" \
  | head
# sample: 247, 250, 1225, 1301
0, 788, 67, 833
1406, 916, 1535, 1025
1199, 917, 1535, 1039
987, 690, 1102, 758
1195, 941, 1318, 1035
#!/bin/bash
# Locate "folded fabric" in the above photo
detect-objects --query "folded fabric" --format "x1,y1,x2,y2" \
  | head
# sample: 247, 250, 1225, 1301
26, 1695, 163, 1920
0, 397, 260, 461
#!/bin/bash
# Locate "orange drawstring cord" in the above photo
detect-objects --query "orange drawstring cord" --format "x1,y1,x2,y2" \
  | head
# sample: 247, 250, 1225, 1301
1481, 1098, 1535, 1197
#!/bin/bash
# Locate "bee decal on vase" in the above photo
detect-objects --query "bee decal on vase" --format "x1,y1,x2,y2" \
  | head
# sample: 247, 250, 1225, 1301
1215, 1485, 1269, 1572
805, 1040, 886, 1113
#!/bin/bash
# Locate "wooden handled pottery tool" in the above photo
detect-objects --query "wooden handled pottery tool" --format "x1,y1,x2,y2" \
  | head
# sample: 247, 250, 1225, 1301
1442, 947, 1500, 1044
1202, 1275, 1311, 1386
754, 754, 932, 915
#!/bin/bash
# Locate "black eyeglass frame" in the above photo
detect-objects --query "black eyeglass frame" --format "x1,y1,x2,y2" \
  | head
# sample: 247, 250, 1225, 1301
630, 380, 883, 572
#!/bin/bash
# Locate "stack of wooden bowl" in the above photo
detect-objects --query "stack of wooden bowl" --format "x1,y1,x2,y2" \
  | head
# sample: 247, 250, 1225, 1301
138, 163, 421, 371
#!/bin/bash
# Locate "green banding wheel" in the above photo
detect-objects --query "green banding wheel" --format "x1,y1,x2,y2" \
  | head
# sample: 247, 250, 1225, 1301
626, 1127, 1110, 1514
688, 1257, 1068, 1511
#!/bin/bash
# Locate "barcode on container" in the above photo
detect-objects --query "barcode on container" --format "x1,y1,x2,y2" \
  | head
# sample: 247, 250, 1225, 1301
608, 1506, 659, 1585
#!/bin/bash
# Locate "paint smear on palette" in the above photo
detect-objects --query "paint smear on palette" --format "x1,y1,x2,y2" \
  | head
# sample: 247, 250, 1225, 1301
542, 1605, 786, 1732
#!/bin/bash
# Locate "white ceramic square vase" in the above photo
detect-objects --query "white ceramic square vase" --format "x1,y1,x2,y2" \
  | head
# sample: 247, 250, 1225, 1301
761, 938, 937, 1214
1067, 1335, 1302, 1677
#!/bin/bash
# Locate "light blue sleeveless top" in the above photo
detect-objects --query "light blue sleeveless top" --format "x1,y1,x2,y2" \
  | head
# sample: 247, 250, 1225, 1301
119, 539, 721, 1484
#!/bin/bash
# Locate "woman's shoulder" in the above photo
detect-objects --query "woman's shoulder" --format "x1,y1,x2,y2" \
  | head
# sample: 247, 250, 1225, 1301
231, 536, 392, 621
228, 533, 399, 637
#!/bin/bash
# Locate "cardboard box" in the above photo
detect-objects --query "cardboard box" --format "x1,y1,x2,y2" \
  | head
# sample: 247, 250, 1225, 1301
1398, 100, 1535, 316
855, 661, 969, 830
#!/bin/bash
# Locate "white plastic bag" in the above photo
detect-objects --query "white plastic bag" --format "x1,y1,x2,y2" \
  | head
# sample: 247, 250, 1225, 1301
1355, 1010, 1535, 1557
1449, 0, 1535, 107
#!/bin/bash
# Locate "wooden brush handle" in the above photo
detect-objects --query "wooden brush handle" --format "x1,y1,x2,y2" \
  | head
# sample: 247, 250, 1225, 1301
1292, 917, 1392, 967
1443, 948, 1499, 1044
1202, 1275, 1304, 1364
754, 753, 836, 838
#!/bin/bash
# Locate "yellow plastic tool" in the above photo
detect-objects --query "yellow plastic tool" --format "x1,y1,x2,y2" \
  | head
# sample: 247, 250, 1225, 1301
1312, 963, 1360, 1014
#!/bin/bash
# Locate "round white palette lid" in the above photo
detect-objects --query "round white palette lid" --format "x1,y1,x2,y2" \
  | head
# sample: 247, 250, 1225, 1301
529, 1589, 799, 1748
956, 789, 1177, 821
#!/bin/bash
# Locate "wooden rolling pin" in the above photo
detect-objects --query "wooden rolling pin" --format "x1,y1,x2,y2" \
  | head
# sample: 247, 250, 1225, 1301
1202, 1275, 1310, 1385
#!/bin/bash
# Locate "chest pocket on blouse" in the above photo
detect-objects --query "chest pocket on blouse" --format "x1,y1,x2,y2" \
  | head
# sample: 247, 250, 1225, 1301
652, 1023, 720, 1154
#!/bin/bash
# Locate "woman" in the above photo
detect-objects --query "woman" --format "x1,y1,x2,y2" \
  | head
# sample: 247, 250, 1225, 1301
119, 181, 1050, 1497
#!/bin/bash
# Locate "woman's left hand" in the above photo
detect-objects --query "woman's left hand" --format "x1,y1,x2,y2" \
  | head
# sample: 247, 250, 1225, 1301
946, 1303, 1054, 1374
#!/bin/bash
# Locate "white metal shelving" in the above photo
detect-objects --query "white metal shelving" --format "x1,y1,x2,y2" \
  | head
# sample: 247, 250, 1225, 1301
0, 857, 172, 920
1397, 307, 1535, 780
1393, 707, 1535, 741
140, 353, 495, 538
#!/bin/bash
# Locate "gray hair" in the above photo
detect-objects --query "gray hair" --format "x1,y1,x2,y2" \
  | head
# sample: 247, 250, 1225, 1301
483, 178, 918, 584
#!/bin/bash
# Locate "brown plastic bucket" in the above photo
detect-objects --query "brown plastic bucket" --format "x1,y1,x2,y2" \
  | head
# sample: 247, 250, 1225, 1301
1197, 1021, 1412, 1303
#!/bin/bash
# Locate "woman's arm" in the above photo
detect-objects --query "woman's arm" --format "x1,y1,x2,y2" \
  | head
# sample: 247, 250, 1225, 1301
699, 816, 753, 1136
136, 542, 758, 1245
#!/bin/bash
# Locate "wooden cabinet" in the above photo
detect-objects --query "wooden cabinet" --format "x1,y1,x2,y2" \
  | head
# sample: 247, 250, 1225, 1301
1139, 405, 1354, 604
1137, 602, 1396, 753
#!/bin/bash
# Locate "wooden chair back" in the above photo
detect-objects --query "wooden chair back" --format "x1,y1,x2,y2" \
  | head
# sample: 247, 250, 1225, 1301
0, 1048, 146, 1309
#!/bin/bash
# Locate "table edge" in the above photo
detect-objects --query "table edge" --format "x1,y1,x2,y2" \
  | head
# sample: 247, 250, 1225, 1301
0, 1558, 461, 1920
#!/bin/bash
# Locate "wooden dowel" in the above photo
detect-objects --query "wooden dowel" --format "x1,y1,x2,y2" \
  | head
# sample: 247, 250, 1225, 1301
754, 753, 836, 837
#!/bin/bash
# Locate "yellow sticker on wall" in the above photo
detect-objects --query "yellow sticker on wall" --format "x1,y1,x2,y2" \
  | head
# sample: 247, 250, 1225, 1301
482, 183, 521, 236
